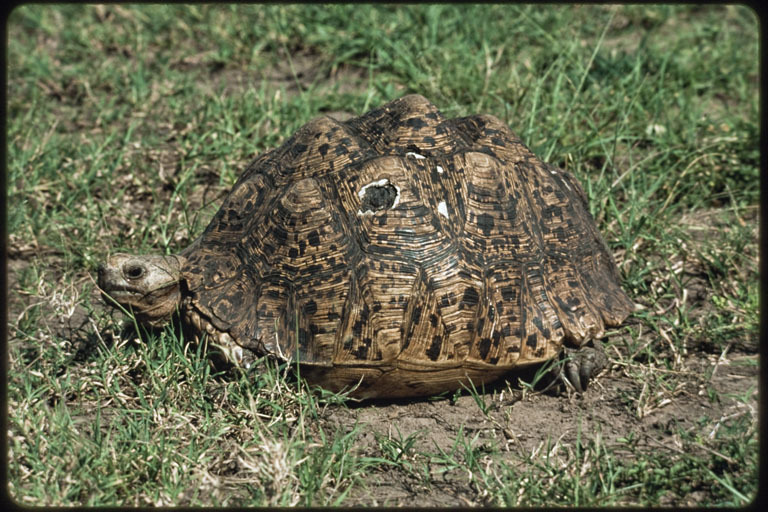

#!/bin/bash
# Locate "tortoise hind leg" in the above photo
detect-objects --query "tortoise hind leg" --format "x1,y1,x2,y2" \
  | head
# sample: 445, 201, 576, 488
559, 339, 608, 393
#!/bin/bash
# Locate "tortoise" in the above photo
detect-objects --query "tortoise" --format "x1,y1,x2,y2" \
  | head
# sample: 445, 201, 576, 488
98, 94, 633, 399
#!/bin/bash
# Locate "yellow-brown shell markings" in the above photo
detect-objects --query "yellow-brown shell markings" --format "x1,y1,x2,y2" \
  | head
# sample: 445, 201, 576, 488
180, 95, 633, 398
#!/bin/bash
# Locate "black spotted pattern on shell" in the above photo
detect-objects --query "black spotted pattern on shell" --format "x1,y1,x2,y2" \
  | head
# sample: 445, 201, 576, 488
179, 94, 633, 398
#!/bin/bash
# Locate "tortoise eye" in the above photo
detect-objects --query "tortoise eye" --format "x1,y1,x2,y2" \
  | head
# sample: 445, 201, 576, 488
124, 264, 145, 280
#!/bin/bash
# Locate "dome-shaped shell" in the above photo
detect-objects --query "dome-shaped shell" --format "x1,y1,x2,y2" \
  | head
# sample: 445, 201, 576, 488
180, 95, 633, 398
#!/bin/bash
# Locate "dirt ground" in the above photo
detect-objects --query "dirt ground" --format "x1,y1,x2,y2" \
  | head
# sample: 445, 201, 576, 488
330, 349, 756, 506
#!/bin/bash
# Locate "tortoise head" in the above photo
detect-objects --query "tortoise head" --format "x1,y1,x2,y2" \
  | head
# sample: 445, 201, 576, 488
97, 253, 185, 327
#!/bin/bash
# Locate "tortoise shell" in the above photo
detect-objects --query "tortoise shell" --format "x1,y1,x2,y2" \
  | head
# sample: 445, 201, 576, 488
101, 94, 633, 398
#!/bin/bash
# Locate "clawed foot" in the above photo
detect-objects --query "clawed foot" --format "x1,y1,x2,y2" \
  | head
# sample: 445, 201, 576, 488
205, 335, 259, 370
558, 339, 608, 393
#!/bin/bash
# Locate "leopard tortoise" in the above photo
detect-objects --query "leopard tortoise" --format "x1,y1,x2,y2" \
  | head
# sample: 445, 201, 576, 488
98, 94, 633, 399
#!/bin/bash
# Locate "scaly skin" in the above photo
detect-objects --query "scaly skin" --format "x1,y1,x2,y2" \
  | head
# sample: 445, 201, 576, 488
97, 254, 183, 327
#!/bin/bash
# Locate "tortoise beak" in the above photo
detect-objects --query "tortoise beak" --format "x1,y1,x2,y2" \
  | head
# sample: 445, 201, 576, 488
97, 262, 122, 305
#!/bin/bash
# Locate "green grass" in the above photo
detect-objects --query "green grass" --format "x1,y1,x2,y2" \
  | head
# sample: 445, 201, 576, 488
7, 4, 759, 507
